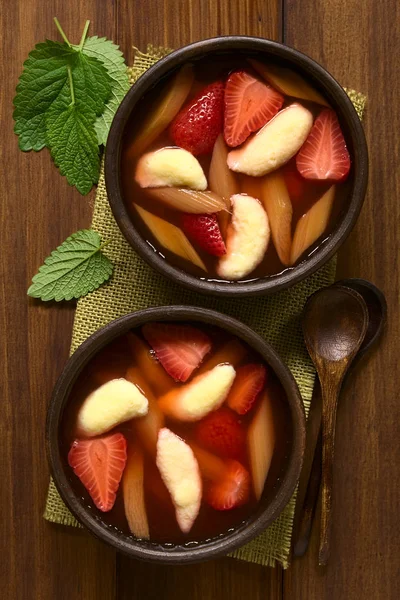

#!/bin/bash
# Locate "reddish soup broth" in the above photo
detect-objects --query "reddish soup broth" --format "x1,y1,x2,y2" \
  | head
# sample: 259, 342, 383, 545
120, 54, 352, 282
62, 323, 292, 545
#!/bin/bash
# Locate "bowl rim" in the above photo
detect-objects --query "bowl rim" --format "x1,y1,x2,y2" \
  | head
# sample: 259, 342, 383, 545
105, 35, 368, 297
46, 305, 306, 564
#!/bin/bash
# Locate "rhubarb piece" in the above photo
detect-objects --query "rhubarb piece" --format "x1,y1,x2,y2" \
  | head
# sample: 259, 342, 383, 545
156, 428, 202, 533
290, 185, 336, 265
134, 204, 207, 271
126, 332, 174, 396
247, 390, 276, 500
125, 365, 164, 455
76, 378, 148, 437
209, 134, 238, 238
195, 407, 246, 460
240, 174, 263, 200
227, 104, 313, 177
259, 171, 293, 266
209, 135, 239, 202
181, 213, 226, 257
142, 322, 212, 382
68, 433, 127, 512
146, 461, 173, 506
226, 363, 267, 415
296, 109, 351, 181
224, 70, 284, 147
146, 187, 226, 214
158, 364, 236, 422
197, 339, 248, 375
127, 64, 194, 159
283, 160, 308, 204
170, 81, 225, 155
135, 148, 207, 190
123, 446, 149, 538
249, 59, 330, 107
217, 194, 270, 280
191, 445, 250, 511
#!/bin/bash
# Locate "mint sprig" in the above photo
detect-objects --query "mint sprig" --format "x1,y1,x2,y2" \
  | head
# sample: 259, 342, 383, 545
13, 19, 128, 194
79, 36, 130, 145
28, 229, 113, 301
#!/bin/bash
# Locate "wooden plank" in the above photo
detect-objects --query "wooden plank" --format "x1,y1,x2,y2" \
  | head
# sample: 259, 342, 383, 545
118, 557, 282, 599
115, 0, 283, 597
117, 0, 282, 65
284, 0, 400, 598
0, 1, 116, 598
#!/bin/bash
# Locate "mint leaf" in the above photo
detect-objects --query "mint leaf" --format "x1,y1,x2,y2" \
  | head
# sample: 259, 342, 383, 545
13, 41, 76, 151
28, 229, 113, 301
80, 36, 130, 145
46, 103, 100, 195
70, 52, 112, 119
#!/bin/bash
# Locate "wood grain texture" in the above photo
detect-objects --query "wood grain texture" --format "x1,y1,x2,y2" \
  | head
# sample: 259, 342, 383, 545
118, 0, 281, 65
117, 557, 282, 599
1, 0, 399, 598
0, 1, 116, 599
284, 0, 400, 598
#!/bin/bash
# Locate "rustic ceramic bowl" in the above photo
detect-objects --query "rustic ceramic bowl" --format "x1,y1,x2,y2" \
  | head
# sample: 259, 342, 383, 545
105, 36, 368, 297
46, 306, 305, 564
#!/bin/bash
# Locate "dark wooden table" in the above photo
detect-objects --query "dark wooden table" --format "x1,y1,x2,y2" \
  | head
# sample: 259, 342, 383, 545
2, 0, 399, 598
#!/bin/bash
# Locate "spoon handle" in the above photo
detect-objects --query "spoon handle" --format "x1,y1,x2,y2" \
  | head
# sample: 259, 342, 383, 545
319, 379, 341, 566
293, 430, 322, 557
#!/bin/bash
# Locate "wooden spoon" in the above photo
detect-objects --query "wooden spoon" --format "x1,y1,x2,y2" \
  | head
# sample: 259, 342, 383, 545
302, 286, 369, 565
293, 279, 387, 558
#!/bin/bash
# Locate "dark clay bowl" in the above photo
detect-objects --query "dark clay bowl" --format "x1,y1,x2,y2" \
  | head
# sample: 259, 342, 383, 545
105, 36, 368, 297
46, 306, 305, 564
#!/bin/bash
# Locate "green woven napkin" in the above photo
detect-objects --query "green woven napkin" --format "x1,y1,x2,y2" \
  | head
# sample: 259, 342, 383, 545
44, 45, 366, 568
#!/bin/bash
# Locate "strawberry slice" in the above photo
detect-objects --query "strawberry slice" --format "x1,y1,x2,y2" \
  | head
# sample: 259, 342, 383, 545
224, 70, 284, 147
296, 108, 351, 181
142, 323, 212, 382
226, 363, 267, 415
195, 407, 246, 460
181, 213, 226, 257
68, 433, 127, 512
169, 81, 225, 155
206, 460, 250, 511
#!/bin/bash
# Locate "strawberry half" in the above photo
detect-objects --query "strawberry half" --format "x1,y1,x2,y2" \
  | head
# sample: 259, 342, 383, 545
181, 213, 226, 257
296, 108, 351, 181
169, 81, 225, 155
224, 70, 284, 147
195, 407, 246, 460
142, 323, 212, 382
68, 433, 127, 512
226, 363, 267, 415
206, 460, 250, 510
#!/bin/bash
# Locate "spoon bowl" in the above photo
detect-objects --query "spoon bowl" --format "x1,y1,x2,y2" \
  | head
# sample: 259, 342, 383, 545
334, 279, 387, 363
303, 287, 369, 364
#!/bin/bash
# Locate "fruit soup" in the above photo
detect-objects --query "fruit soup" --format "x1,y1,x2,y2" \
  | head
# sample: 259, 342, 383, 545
121, 54, 352, 282
62, 322, 291, 544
